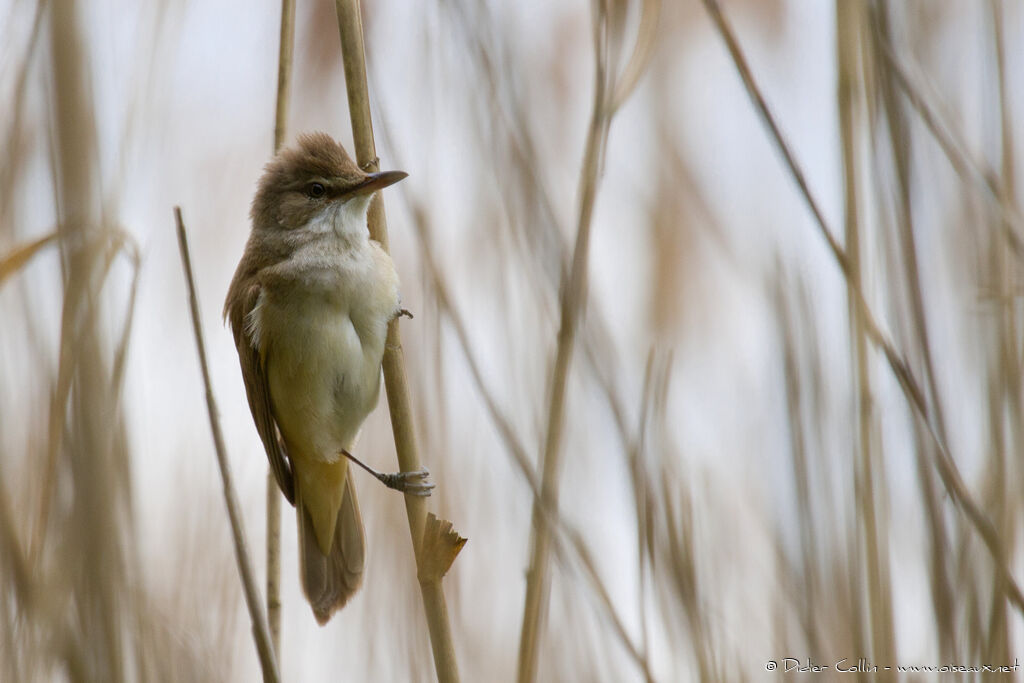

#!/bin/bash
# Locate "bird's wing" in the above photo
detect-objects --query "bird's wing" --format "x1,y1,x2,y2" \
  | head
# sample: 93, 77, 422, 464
227, 281, 295, 504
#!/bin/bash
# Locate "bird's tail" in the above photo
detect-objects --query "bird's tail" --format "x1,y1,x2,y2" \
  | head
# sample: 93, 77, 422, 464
296, 473, 365, 625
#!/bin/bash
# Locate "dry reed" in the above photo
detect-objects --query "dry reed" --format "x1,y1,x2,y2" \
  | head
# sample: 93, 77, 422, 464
265, 0, 296, 657
335, 1, 466, 681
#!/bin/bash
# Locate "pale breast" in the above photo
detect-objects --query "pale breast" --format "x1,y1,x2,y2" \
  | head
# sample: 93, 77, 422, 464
255, 246, 397, 463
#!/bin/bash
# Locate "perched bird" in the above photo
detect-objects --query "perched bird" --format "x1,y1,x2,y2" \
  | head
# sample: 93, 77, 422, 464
224, 132, 431, 624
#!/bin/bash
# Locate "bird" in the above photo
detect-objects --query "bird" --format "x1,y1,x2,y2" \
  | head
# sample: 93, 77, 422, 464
224, 132, 432, 624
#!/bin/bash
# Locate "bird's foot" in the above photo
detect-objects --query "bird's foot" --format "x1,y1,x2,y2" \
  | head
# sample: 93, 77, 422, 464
376, 468, 434, 496
340, 449, 434, 496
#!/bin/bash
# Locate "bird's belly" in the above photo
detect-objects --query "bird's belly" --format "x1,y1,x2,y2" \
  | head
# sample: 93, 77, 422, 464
261, 298, 383, 463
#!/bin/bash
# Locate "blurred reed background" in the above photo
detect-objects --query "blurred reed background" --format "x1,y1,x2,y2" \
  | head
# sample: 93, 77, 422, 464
1, 0, 1023, 680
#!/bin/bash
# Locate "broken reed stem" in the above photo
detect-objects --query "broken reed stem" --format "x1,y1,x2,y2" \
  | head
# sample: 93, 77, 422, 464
265, 0, 295, 658
174, 208, 280, 683
700, 0, 1024, 614
333, 2, 463, 682
517, 3, 612, 682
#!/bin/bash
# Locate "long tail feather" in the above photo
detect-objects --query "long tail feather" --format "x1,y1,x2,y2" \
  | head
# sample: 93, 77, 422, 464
296, 475, 365, 625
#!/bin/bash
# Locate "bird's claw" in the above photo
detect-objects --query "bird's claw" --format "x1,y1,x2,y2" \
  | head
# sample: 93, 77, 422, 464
377, 467, 434, 496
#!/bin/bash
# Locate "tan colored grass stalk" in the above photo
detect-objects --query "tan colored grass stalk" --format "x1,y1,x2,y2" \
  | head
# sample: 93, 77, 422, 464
0, 408, 37, 649
867, 2, 957, 654
702, 0, 1024, 614
265, 0, 295, 657
45, 5, 141, 676
980, 0, 1017, 663
333, 3, 465, 682
836, 3, 895, 675
273, 0, 295, 155
774, 276, 824, 657
0, 479, 36, 683
174, 207, 281, 683
610, 0, 660, 114
33, 228, 138, 569
0, 0, 44, 233
517, 4, 613, 682
873, 31, 1024, 252
0, 233, 56, 286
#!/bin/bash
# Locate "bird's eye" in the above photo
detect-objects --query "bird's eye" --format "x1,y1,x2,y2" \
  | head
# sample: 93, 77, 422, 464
307, 182, 326, 198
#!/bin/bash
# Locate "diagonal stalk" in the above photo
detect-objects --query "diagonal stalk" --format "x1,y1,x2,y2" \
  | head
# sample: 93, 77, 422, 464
175, 208, 280, 683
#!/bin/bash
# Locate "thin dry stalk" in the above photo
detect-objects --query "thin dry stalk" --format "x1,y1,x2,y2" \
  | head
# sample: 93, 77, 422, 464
701, 0, 1024, 615
610, 0, 660, 114
641, 355, 717, 682
174, 207, 281, 683
0, 0, 45, 233
517, 3, 614, 681
773, 274, 824, 658
979, 0, 1018, 662
867, 2, 957, 654
658, 474, 710, 680
626, 351, 656, 676
108, 235, 141, 408
0, 233, 57, 286
873, 29, 1024, 253
32, 228, 138, 569
43, 5, 141, 677
836, 3, 896, 676
333, 3, 465, 682
0, 488, 27, 683
265, 0, 295, 657
273, 0, 295, 154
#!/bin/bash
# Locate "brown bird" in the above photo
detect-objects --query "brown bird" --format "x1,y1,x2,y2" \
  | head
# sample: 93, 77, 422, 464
224, 132, 432, 624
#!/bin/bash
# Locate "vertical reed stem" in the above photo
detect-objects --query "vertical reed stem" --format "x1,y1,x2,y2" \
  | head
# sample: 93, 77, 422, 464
517, 3, 612, 681
836, 2, 896, 676
266, 0, 295, 658
334, 2, 463, 682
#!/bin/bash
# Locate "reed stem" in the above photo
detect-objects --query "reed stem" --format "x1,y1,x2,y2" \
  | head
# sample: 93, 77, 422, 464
334, 3, 465, 682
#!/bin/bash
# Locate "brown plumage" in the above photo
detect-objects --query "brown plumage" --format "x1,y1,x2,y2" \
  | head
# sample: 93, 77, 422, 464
224, 133, 406, 623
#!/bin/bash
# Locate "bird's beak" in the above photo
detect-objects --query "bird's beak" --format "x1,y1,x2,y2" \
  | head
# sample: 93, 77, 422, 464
350, 170, 408, 196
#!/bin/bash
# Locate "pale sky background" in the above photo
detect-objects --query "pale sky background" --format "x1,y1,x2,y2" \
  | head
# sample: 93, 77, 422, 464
2, 0, 1022, 680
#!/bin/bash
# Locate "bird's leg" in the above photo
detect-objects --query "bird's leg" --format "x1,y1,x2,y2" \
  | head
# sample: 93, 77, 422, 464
393, 308, 413, 320
340, 449, 434, 496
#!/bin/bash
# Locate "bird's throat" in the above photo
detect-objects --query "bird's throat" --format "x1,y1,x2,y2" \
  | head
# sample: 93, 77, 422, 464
308, 195, 373, 242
